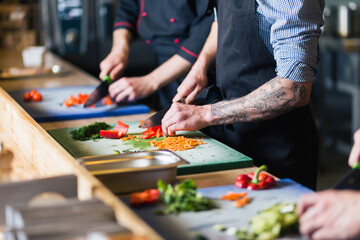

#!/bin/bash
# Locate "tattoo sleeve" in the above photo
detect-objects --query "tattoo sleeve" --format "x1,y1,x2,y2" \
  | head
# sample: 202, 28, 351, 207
210, 76, 312, 125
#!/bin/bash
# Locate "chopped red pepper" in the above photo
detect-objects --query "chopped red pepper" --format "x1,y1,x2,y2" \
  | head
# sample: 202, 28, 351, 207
235, 165, 276, 190
99, 121, 129, 139
130, 189, 160, 205
139, 125, 163, 139
100, 130, 122, 139
102, 96, 113, 105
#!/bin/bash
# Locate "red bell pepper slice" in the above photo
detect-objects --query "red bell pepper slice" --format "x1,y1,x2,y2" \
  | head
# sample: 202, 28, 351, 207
114, 120, 129, 134
100, 130, 122, 139
100, 121, 129, 139
140, 125, 163, 139
234, 165, 276, 190
130, 189, 160, 205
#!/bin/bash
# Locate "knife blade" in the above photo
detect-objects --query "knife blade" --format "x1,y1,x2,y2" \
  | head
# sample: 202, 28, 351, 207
333, 163, 360, 190
139, 98, 185, 128
83, 75, 112, 108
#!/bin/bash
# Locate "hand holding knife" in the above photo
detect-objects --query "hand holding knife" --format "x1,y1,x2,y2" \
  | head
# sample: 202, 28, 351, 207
83, 75, 112, 108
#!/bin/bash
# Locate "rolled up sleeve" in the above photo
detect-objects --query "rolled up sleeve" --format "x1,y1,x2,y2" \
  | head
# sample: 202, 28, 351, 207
258, 0, 325, 82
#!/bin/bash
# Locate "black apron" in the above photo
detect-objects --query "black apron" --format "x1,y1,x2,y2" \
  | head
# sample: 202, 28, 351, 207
206, 0, 319, 189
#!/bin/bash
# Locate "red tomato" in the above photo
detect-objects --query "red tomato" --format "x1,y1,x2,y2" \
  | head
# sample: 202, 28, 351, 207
29, 89, 37, 97
32, 92, 43, 102
24, 92, 32, 102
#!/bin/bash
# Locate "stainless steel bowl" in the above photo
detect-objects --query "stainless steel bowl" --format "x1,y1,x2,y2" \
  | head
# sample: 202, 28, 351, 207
77, 150, 188, 194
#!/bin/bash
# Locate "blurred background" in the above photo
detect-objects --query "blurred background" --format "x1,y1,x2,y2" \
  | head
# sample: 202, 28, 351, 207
1, 0, 360, 190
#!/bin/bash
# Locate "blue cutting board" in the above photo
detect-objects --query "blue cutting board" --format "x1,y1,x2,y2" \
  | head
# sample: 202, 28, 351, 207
9, 85, 149, 122
122, 179, 311, 240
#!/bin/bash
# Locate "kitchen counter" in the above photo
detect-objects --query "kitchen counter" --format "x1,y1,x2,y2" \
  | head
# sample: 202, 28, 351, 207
0, 49, 256, 239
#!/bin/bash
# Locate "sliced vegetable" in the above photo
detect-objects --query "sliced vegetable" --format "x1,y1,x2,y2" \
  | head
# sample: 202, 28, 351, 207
130, 189, 160, 205
102, 96, 113, 105
63, 93, 89, 107
100, 130, 122, 139
99, 121, 129, 139
233, 195, 249, 208
235, 165, 276, 190
149, 136, 206, 151
220, 192, 247, 201
139, 125, 163, 139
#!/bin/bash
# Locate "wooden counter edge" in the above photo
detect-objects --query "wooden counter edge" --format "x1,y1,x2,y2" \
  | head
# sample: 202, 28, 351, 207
0, 87, 163, 240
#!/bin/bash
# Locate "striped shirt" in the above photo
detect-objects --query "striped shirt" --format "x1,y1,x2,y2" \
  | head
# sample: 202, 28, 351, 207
216, 0, 325, 83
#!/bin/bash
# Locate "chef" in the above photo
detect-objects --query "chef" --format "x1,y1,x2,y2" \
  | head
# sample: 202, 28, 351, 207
99, 0, 214, 110
162, 0, 324, 190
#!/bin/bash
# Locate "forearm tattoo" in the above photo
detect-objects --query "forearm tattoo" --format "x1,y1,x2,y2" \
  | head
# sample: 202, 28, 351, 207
211, 76, 309, 125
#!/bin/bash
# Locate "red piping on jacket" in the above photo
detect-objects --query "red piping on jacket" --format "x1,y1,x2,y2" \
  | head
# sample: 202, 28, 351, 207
136, 0, 145, 31
180, 46, 199, 58
114, 22, 134, 28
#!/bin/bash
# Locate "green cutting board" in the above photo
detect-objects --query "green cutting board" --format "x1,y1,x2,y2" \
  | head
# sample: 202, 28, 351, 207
48, 121, 252, 175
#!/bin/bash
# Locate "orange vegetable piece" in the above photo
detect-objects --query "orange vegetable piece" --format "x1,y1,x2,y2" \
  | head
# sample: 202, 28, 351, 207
233, 195, 249, 208
220, 192, 247, 201
102, 96, 113, 105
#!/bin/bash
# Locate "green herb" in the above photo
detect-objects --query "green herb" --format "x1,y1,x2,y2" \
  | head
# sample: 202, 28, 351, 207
156, 179, 215, 215
70, 122, 111, 141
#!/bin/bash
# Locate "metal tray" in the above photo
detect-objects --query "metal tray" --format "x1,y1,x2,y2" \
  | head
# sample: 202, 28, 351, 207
77, 150, 188, 194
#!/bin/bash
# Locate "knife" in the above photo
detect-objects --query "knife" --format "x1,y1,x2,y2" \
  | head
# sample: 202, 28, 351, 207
83, 75, 112, 108
333, 162, 360, 190
139, 98, 185, 128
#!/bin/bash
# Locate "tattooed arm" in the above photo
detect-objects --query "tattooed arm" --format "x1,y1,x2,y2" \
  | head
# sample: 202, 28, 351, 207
161, 76, 312, 136
209, 76, 312, 125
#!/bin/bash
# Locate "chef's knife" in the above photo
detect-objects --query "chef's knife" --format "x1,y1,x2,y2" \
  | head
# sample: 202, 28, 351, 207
139, 98, 185, 128
333, 162, 360, 190
83, 75, 112, 108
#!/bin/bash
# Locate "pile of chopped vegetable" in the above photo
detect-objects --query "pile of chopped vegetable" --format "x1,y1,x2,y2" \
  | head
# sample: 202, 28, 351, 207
213, 202, 299, 240
149, 136, 206, 151
155, 179, 215, 215
70, 122, 110, 141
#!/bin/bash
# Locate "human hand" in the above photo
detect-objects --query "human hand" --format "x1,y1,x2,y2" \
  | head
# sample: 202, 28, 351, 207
108, 75, 157, 103
161, 102, 211, 136
349, 129, 360, 167
298, 190, 360, 240
172, 60, 208, 104
99, 49, 129, 81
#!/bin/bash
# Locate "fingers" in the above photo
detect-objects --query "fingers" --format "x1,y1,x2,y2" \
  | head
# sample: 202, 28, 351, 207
109, 63, 125, 81
108, 78, 130, 103
297, 193, 317, 215
349, 129, 360, 167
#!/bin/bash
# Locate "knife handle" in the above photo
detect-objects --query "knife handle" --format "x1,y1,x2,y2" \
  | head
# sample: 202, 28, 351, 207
103, 75, 112, 85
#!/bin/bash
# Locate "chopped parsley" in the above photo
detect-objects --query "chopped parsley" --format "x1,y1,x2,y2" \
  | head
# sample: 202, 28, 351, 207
70, 122, 110, 141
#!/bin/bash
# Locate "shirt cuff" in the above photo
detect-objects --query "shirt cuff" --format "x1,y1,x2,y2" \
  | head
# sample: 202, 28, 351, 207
277, 60, 316, 83
113, 21, 135, 32
177, 46, 199, 64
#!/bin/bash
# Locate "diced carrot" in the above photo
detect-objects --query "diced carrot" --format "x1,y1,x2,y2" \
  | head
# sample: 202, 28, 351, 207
233, 195, 249, 208
220, 192, 247, 201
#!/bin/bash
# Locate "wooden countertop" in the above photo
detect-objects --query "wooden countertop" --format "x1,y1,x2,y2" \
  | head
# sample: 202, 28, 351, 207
0, 49, 255, 239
